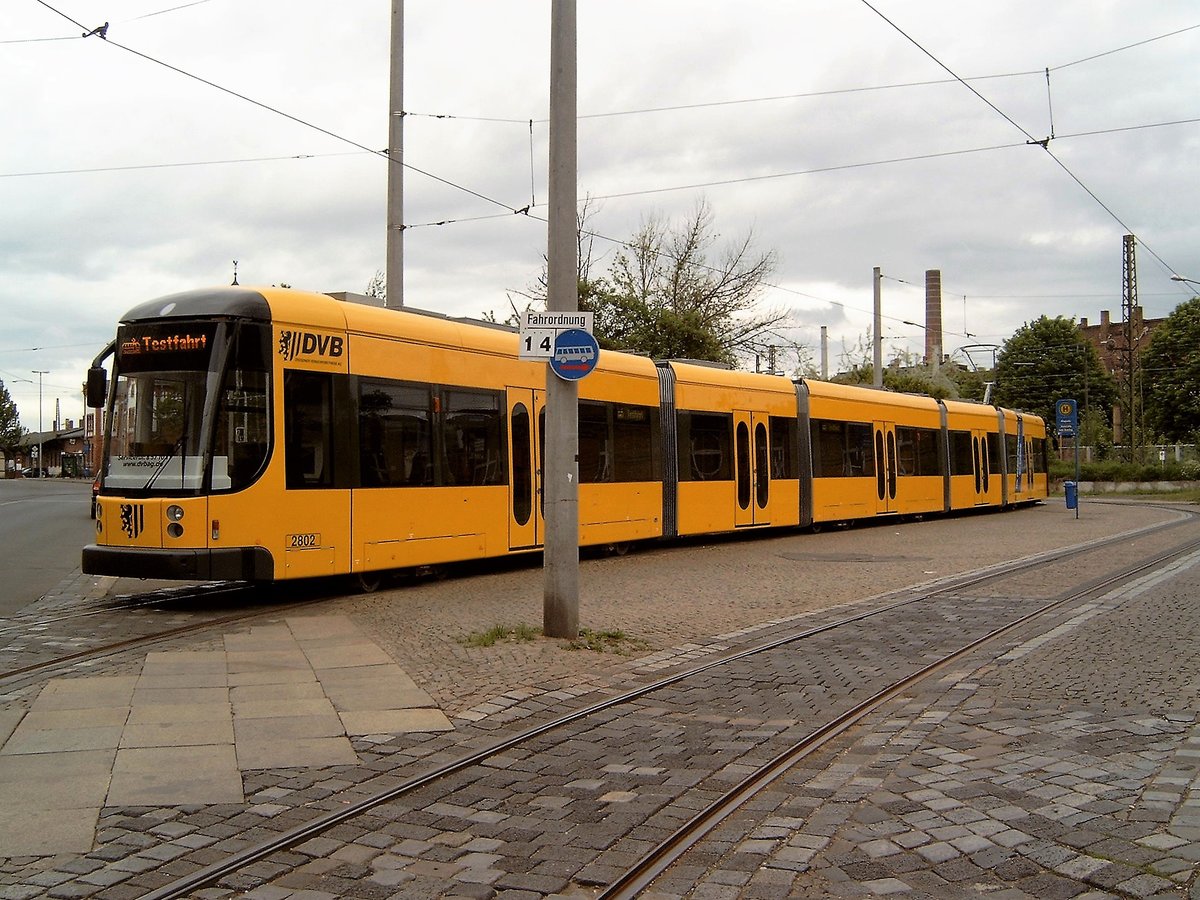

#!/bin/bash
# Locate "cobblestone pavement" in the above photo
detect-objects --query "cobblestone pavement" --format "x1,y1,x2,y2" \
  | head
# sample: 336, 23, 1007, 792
676, 536, 1200, 899
0, 500, 1196, 899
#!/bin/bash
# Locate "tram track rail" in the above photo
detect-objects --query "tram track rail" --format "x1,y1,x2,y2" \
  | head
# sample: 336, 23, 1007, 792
137, 512, 1200, 900
2, 504, 1191, 693
0, 582, 333, 688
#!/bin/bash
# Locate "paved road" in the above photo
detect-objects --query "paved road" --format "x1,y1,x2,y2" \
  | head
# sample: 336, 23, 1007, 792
0, 479, 93, 616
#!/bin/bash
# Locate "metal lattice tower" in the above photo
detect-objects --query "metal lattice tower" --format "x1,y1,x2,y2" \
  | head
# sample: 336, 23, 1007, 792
1121, 234, 1138, 456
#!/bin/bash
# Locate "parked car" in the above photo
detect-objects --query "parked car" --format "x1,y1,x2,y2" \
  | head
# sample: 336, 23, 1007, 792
91, 477, 101, 518
21, 467, 48, 478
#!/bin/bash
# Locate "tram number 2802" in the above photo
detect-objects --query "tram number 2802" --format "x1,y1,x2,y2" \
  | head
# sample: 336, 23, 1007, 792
287, 533, 321, 549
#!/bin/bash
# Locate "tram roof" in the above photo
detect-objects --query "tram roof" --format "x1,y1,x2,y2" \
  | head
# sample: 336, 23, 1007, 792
802, 378, 942, 411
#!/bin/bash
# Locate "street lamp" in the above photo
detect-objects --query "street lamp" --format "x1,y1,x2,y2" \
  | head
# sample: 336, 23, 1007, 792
1171, 275, 1200, 288
32, 370, 47, 476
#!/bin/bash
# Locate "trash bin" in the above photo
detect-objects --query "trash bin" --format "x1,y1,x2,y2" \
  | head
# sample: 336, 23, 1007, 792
1064, 481, 1078, 510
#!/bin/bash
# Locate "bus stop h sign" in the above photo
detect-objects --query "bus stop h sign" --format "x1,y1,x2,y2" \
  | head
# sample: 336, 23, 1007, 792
549, 329, 600, 381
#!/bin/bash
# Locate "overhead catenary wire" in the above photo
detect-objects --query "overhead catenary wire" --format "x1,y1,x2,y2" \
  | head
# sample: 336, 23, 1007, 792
401, 23, 1198, 126
12, 1, 1197, 345
28, 0, 523, 216
3, 115, 1197, 185
856, 0, 1188, 295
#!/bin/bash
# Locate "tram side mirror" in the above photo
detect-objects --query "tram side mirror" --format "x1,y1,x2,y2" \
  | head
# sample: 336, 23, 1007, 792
86, 367, 108, 409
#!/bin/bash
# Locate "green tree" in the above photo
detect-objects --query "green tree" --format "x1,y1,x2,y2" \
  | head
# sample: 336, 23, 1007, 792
1142, 295, 1200, 442
992, 315, 1116, 427
0, 380, 26, 466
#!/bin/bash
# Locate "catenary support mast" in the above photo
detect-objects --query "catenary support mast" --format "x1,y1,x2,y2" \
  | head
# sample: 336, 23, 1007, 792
543, 0, 580, 638
386, 0, 403, 307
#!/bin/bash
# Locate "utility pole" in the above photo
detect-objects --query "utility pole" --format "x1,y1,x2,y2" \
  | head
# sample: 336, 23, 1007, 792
386, 0, 404, 307
872, 267, 883, 388
543, 0, 579, 639
820, 326, 828, 379
33, 370, 47, 475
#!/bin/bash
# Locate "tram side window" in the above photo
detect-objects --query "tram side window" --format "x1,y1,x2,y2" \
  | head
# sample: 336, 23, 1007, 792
613, 403, 658, 482
359, 379, 432, 487
810, 419, 875, 478
284, 371, 334, 489
678, 411, 732, 481
987, 432, 1004, 474
949, 431, 974, 476
770, 416, 797, 479
1006, 434, 1020, 475
579, 401, 612, 483
1031, 437, 1047, 473
442, 390, 504, 486
895, 426, 943, 477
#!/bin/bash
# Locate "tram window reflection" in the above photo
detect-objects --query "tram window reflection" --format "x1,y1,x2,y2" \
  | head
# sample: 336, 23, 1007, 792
442, 390, 504, 486
284, 371, 334, 489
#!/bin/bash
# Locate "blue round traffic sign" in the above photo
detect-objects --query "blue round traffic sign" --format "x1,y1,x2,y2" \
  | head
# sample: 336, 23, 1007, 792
549, 328, 600, 381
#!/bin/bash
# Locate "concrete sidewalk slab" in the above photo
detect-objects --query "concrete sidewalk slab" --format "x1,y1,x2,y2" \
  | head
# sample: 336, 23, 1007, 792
339, 708, 454, 735
233, 713, 346, 741
119, 718, 236, 748
107, 745, 244, 805
324, 684, 437, 711
142, 650, 226, 674
0, 807, 100, 856
228, 681, 327, 702
236, 735, 358, 769
0, 722, 123, 755
126, 701, 231, 725
1, 612, 457, 856
303, 642, 394, 669
31, 675, 136, 710
232, 697, 339, 720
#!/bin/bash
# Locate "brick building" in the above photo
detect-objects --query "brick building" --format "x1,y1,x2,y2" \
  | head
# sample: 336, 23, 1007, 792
1076, 307, 1162, 376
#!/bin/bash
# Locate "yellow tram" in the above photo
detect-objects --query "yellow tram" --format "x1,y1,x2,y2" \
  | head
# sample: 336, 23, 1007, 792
84, 287, 1047, 584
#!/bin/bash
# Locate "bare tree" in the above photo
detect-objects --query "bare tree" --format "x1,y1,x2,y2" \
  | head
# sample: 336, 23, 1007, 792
520, 198, 788, 366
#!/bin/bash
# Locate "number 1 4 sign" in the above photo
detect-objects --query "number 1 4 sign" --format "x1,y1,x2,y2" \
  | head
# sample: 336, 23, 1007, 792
518, 310, 595, 360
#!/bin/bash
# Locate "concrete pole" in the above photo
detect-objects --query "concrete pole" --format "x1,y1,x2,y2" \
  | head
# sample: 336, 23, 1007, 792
872, 267, 883, 389
543, 0, 579, 639
386, 0, 404, 307
33, 370, 47, 475
820, 326, 828, 380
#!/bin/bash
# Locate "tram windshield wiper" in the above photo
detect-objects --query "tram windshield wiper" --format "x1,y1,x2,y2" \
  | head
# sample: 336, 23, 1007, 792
142, 436, 185, 490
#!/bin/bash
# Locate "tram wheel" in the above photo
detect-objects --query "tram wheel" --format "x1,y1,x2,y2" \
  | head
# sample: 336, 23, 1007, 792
355, 572, 383, 593
607, 542, 631, 557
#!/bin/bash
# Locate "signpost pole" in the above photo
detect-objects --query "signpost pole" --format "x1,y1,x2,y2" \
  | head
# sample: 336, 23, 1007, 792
1057, 399, 1080, 520
543, 0, 579, 639
1074, 428, 1081, 520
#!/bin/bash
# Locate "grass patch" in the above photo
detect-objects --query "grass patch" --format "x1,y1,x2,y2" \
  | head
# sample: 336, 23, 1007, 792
459, 623, 542, 648
565, 627, 652, 656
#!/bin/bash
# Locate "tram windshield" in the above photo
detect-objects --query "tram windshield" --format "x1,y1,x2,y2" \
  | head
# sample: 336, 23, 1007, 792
104, 321, 270, 492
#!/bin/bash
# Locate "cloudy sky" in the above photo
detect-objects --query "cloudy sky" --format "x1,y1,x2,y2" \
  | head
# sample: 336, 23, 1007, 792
3, 1, 1198, 431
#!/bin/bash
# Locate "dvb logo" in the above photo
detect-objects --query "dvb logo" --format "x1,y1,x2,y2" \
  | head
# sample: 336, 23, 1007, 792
279, 330, 345, 361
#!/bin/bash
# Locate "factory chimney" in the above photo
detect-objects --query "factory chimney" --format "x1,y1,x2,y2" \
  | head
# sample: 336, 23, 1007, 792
925, 269, 943, 368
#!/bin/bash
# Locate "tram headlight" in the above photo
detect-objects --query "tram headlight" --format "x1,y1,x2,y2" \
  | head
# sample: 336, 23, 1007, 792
167, 523, 184, 539
166, 505, 185, 522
